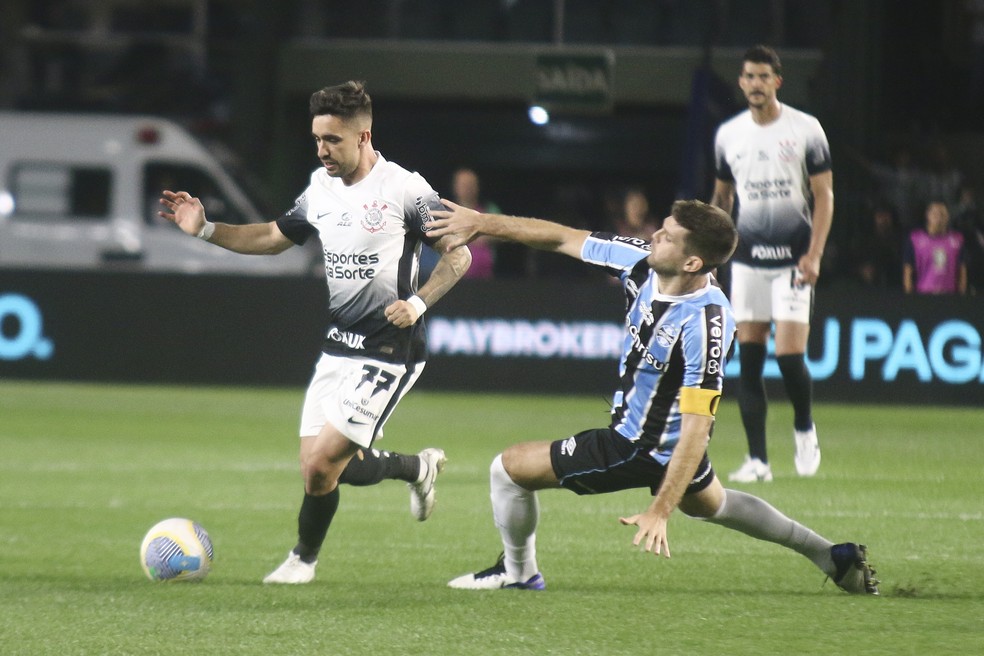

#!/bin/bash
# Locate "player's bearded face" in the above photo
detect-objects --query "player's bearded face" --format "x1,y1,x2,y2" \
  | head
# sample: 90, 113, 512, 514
312, 114, 364, 179
738, 63, 780, 108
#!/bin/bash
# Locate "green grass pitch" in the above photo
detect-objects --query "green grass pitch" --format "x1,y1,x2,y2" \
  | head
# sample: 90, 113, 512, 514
1, 380, 982, 655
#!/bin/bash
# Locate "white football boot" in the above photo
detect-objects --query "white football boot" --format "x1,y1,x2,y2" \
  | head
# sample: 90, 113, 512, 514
794, 424, 821, 476
448, 554, 545, 590
408, 448, 446, 521
727, 456, 774, 483
263, 552, 316, 584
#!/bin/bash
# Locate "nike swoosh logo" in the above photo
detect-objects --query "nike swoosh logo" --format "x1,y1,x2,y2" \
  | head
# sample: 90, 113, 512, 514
317, 212, 332, 219
347, 417, 369, 425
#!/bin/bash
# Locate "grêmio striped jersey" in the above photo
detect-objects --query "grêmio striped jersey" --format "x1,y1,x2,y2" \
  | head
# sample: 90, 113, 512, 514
276, 153, 443, 364
581, 233, 737, 463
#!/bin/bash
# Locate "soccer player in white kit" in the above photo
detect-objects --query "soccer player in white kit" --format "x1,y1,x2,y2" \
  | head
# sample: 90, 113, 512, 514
710, 46, 833, 483
160, 81, 472, 583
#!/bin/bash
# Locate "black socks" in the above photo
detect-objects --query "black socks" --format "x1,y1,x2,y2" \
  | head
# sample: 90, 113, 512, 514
294, 487, 340, 563
338, 448, 421, 486
737, 342, 768, 462
738, 345, 816, 463
776, 353, 814, 432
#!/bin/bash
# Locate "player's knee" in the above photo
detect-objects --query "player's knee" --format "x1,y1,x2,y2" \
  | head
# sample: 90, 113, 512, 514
500, 442, 555, 490
679, 478, 725, 518
500, 444, 535, 483
494, 450, 522, 486
499, 448, 518, 476
302, 458, 340, 495
304, 470, 338, 495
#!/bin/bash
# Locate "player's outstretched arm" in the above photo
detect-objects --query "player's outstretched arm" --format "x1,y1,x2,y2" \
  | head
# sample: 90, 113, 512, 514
429, 200, 589, 259
619, 412, 713, 558
159, 189, 294, 255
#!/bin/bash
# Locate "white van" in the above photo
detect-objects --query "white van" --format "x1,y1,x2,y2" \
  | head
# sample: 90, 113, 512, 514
0, 112, 316, 275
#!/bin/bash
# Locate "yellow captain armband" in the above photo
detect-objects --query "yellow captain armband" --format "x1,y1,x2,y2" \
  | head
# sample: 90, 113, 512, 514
679, 387, 722, 416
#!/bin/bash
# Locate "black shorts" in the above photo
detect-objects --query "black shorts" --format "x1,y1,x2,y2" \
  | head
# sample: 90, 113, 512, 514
549, 427, 716, 496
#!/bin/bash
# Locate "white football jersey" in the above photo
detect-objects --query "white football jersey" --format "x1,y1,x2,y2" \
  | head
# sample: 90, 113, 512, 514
714, 103, 831, 267
277, 153, 442, 363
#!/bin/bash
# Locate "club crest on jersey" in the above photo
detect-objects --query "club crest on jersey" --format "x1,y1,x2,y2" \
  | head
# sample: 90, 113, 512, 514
655, 323, 679, 348
778, 140, 798, 162
361, 201, 388, 233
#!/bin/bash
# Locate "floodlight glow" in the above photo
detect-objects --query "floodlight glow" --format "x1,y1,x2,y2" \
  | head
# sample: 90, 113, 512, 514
0, 190, 13, 216
528, 105, 550, 125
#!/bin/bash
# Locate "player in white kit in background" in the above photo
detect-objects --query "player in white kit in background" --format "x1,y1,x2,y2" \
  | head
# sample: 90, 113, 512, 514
710, 45, 833, 483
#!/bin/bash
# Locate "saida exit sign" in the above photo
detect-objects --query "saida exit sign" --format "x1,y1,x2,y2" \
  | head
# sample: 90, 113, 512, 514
533, 50, 615, 113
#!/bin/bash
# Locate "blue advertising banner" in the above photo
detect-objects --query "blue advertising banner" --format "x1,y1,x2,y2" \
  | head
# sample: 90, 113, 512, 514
421, 280, 983, 405
1, 271, 980, 405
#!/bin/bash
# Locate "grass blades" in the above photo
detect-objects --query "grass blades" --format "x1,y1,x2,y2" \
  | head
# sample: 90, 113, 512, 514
1, 381, 982, 655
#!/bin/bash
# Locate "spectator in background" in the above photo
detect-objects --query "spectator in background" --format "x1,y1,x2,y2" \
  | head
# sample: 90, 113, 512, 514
610, 187, 660, 240
903, 200, 967, 295
849, 144, 927, 233
952, 184, 981, 234
952, 184, 984, 293
852, 203, 903, 288
924, 142, 964, 209
451, 167, 501, 279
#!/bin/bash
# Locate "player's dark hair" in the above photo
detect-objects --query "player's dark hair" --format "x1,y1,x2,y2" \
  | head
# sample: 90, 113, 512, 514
671, 200, 738, 273
309, 80, 373, 121
742, 44, 782, 76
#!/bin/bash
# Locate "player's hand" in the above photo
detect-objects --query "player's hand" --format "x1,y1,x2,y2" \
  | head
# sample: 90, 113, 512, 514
427, 199, 483, 252
797, 253, 822, 286
384, 299, 419, 328
619, 512, 671, 558
159, 190, 207, 237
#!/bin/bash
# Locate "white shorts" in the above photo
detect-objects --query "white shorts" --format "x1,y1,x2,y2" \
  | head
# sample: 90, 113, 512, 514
729, 262, 813, 324
299, 353, 425, 448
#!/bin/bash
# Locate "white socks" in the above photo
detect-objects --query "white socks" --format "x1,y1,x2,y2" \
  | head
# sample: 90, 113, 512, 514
490, 454, 540, 581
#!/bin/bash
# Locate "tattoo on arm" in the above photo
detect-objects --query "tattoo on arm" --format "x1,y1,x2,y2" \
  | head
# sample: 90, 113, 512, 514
417, 238, 472, 307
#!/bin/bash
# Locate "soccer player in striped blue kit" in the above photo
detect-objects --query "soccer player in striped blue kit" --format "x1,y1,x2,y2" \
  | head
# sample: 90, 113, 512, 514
428, 199, 877, 594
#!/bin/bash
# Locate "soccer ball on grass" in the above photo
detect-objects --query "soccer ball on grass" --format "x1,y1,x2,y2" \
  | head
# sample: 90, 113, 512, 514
140, 518, 214, 582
